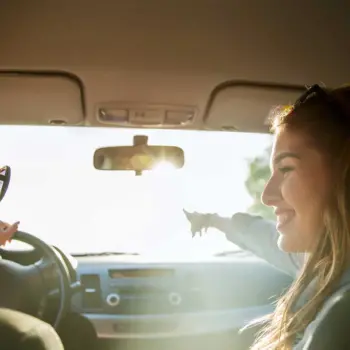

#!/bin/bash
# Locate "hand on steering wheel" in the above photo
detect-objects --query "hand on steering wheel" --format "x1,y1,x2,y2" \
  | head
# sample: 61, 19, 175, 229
0, 220, 19, 246
0, 230, 72, 329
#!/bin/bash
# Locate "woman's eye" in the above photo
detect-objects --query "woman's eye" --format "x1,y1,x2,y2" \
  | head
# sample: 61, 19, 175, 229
279, 166, 293, 174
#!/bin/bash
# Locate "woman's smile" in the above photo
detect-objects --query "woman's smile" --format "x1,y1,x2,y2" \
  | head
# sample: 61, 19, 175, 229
275, 209, 295, 232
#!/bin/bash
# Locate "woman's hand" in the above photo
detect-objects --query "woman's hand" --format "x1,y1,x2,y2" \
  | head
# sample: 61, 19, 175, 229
0, 221, 19, 246
183, 209, 212, 237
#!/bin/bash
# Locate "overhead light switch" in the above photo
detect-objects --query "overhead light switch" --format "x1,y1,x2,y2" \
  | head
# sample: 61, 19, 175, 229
129, 109, 164, 124
165, 110, 194, 125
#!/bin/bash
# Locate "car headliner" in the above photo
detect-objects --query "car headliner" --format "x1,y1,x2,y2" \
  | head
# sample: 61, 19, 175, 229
0, 0, 349, 133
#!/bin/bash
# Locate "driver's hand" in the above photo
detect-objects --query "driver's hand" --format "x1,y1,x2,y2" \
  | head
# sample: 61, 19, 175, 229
0, 220, 19, 246
183, 209, 211, 237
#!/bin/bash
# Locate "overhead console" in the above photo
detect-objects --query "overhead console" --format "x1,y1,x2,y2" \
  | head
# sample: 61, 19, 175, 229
96, 102, 196, 128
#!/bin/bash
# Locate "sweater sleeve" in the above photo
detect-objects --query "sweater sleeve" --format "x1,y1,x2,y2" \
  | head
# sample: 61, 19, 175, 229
209, 212, 303, 277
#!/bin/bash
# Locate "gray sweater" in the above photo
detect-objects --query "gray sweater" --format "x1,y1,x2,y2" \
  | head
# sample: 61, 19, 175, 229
210, 212, 350, 349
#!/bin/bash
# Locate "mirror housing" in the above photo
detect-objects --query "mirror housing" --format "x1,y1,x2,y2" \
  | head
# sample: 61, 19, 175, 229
93, 135, 184, 175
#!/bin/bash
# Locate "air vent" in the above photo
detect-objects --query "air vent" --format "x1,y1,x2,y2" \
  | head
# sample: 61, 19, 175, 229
80, 274, 102, 309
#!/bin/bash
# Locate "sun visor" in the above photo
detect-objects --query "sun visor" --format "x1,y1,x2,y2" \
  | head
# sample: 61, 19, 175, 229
204, 82, 305, 133
0, 73, 85, 125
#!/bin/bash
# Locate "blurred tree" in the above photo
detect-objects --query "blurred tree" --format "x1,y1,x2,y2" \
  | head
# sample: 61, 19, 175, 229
245, 144, 275, 221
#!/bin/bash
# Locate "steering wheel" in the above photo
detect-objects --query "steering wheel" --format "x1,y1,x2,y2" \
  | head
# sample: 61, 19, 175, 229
0, 230, 72, 328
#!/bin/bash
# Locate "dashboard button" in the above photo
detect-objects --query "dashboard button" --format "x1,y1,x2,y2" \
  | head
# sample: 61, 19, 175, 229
106, 293, 120, 307
168, 292, 182, 306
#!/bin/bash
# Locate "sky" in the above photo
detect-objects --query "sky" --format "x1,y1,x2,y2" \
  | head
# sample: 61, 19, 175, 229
0, 125, 272, 257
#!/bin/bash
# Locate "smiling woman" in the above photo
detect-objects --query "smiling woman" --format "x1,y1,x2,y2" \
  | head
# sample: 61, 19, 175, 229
251, 85, 350, 349
0, 125, 271, 256
262, 131, 330, 253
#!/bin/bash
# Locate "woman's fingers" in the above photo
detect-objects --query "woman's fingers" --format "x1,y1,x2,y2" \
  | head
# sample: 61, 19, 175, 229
184, 209, 213, 237
183, 209, 195, 220
0, 221, 20, 246
7, 222, 19, 234
0, 231, 13, 245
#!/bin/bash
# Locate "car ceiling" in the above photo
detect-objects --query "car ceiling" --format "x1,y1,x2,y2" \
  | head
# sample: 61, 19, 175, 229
0, 0, 349, 132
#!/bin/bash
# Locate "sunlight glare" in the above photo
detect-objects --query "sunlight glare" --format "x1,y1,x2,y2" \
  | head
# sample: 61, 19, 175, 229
153, 161, 177, 173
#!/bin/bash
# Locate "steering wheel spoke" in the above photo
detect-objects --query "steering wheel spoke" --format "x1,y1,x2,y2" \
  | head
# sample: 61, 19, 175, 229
35, 257, 60, 292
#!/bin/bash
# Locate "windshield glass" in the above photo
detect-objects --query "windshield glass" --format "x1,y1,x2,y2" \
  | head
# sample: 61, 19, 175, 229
0, 126, 272, 257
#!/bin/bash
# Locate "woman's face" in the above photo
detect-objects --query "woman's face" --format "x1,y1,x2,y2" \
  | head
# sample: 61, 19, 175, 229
261, 129, 331, 252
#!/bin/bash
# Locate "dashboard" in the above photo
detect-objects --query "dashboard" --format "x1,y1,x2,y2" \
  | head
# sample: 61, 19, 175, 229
0, 245, 293, 345
71, 253, 293, 340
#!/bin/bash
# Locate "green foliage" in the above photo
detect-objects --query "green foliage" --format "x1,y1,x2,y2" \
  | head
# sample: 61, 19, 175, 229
245, 145, 276, 221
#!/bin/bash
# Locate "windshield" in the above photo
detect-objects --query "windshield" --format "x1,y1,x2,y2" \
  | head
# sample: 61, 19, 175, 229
0, 126, 272, 257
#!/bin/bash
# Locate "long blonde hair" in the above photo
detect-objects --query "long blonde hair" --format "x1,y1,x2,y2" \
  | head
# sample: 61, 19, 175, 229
251, 85, 350, 349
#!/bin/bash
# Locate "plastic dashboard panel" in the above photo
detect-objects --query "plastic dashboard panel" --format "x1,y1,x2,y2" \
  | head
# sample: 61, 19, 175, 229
72, 255, 293, 339
83, 304, 274, 339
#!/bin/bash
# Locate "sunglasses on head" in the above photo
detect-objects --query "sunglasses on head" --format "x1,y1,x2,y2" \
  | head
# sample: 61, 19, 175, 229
293, 84, 348, 124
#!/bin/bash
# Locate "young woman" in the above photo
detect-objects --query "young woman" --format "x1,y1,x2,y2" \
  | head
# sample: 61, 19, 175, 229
185, 84, 350, 349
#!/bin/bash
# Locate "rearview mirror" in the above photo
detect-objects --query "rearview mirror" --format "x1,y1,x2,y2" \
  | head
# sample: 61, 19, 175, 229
94, 136, 184, 175
0, 166, 11, 202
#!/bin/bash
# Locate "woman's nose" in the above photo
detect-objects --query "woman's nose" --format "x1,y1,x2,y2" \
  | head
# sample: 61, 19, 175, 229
261, 176, 281, 207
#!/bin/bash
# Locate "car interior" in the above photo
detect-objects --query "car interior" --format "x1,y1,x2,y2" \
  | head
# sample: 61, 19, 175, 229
0, 1, 349, 349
